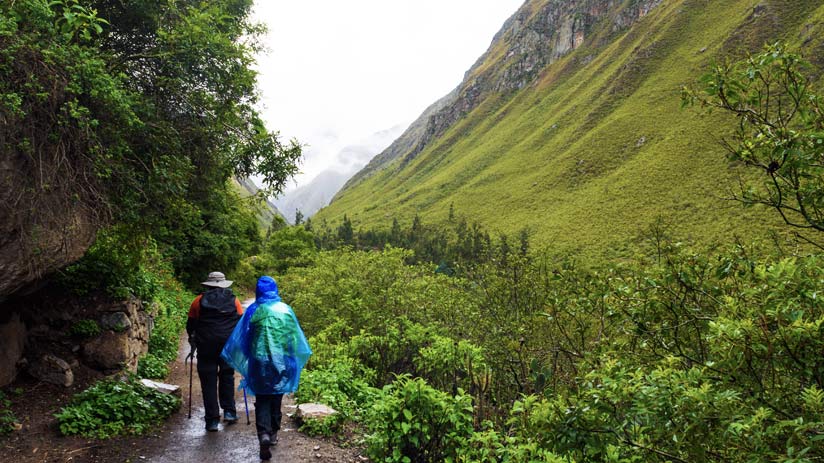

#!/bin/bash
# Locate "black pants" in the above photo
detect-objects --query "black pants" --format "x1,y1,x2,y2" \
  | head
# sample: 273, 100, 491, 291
196, 349, 236, 421
254, 394, 283, 440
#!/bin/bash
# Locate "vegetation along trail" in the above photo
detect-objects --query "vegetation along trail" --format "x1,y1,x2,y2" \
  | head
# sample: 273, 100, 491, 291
136, 325, 363, 462
3, 0, 824, 462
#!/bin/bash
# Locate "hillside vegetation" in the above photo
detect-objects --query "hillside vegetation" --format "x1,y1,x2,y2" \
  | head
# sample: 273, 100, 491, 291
248, 42, 824, 460
318, 0, 824, 261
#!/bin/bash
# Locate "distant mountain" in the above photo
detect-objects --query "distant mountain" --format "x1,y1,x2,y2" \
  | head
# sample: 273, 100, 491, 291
339, 88, 459, 193
319, 0, 824, 260
274, 126, 404, 222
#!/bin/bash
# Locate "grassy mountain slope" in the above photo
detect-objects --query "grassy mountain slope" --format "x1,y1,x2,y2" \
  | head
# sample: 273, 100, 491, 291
233, 177, 284, 231
318, 0, 824, 261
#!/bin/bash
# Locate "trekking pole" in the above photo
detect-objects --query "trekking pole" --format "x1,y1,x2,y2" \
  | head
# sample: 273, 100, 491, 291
186, 347, 195, 419
243, 387, 251, 425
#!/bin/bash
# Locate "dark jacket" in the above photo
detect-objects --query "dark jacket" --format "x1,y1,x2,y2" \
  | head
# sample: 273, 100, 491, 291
187, 288, 243, 350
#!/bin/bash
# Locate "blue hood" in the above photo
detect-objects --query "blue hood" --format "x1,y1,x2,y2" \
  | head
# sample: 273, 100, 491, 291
221, 274, 311, 395
255, 276, 281, 302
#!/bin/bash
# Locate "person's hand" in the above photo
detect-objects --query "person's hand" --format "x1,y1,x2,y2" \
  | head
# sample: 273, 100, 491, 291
188, 335, 197, 350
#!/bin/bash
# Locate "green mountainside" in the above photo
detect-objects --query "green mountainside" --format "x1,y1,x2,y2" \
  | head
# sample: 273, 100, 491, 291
234, 177, 285, 231
317, 0, 824, 261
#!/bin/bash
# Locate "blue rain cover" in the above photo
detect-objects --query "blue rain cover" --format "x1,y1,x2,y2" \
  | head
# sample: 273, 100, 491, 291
221, 276, 312, 395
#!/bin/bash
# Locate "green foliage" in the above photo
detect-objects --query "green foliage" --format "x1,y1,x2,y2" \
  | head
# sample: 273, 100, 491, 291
685, 42, 824, 243
297, 413, 341, 438
55, 377, 180, 438
264, 225, 317, 273
144, 276, 192, 368
365, 376, 474, 463
0, 391, 17, 436
295, 359, 378, 421
137, 353, 169, 380
1, 0, 300, 291
280, 237, 824, 460
49, 0, 108, 43
68, 319, 101, 338
155, 182, 264, 286
280, 247, 475, 337
60, 227, 162, 300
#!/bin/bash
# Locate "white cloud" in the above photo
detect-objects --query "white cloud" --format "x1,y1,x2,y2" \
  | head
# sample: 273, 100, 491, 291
252, 0, 524, 192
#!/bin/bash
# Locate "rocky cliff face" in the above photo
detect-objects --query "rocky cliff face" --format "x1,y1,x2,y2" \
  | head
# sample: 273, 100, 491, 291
0, 153, 99, 301
415, 0, 664, 162
338, 0, 664, 194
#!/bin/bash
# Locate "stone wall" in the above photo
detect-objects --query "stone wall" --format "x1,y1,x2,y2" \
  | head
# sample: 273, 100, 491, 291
0, 292, 153, 387
82, 298, 153, 372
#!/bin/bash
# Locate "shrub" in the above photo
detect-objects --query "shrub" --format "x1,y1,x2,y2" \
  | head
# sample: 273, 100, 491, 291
0, 391, 17, 436
55, 377, 180, 438
137, 353, 169, 380
296, 360, 379, 417
365, 375, 474, 463
297, 413, 342, 437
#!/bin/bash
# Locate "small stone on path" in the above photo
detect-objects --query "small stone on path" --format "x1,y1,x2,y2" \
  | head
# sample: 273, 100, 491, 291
139, 379, 181, 396
295, 403, 337, 422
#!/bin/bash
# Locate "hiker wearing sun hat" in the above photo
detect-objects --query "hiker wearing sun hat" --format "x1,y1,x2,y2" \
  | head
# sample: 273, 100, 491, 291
187, 271, 244, 432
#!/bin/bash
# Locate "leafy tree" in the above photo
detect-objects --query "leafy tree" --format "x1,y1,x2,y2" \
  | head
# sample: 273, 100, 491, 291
267, 214, 287, 237
390, 217, 402, 246
265, 225, 316, 273
1, 0, 302, 286
337, 214, 354, 245
295, 209, 304, 226
684, 43, 824, 244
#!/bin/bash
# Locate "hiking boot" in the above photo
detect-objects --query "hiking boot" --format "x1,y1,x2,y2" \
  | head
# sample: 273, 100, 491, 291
223, 411, 238, 424
271, 432, 279, 446
205, 418, 220, 432
259, 433, 272, 460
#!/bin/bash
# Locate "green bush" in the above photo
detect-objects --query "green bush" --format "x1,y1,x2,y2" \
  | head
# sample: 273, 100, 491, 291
136, 353, 169, 380
55, 377, 180, 438
297, 413, 342, 437
297, 360, 378, 415
60, 227, 162, 300
365, 375, 474, 463
69, 319, 101, 338
0, 391, 17, 436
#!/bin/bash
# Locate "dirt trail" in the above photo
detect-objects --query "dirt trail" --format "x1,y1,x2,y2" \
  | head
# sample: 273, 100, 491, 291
135, 299, 363, 463
2, 299, 364, 463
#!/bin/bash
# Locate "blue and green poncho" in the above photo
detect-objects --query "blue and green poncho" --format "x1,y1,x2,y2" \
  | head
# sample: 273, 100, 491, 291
221, 276, 312, 395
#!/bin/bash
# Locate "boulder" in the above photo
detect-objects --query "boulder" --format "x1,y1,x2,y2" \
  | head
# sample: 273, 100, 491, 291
0, 313, 26, 387
83, 331, 131, 371
0, 134, 98, 301
295, 403, 338, 423
28, 354, 73, 387
140, 379, 181, 397
83, 298, 151, 372
100, 312, 131, 331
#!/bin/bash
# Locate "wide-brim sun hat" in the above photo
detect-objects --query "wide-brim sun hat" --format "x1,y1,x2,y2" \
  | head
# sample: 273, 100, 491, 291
202, 271, 233, 288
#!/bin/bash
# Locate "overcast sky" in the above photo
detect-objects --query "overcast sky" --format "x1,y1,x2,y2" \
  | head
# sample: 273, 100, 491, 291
251, 1, 524, 192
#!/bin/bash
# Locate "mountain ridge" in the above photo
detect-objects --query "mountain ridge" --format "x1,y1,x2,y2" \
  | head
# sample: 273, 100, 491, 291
317, 0, 824, 260
336, 0, 665, 196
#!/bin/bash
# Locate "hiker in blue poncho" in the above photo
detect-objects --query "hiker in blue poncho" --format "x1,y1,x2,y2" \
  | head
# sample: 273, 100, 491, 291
221, 276, 311, 461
